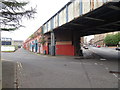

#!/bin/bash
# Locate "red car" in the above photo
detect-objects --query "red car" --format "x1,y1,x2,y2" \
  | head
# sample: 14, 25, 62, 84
97, 45, 101, 48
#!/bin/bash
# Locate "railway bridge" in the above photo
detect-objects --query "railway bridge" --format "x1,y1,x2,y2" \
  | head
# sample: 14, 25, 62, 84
24, 0, 120, 56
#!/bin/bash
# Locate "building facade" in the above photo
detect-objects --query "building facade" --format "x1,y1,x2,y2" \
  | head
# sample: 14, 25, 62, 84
12, 40, 23, 47
23, 27, 45, 54
89, 38, 94, 45
94, 31, 119, 46
1, 37, 23, 48
23, 27, 85, 56
1, 37, 12, 45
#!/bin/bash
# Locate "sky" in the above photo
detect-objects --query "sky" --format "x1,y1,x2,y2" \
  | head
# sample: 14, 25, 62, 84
1, 0, 94, 42
1, 0, 70, 41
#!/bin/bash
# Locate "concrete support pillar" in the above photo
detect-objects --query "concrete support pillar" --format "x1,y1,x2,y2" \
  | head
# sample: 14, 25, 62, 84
73, 32, 83, 56
51, 31, 55, 56
79, 40, 83, 56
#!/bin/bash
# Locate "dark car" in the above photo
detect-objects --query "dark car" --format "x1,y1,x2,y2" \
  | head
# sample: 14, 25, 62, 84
83, 45, 88, 49
116, 47, 120, 51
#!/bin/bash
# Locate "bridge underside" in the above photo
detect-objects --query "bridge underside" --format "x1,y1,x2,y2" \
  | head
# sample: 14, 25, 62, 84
46, 2, 120, 56
54, 2, 120, 36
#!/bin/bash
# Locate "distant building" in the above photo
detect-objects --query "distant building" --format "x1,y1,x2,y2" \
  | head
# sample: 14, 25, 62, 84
1, 37, 12, 45
12, 40, 23, 48
94, 34, 106, 46
84, 37, 88, 45
80, 37, 84, 46
94, 31, 119, 46
1, 37, 23, 48
89, 38, 94, 45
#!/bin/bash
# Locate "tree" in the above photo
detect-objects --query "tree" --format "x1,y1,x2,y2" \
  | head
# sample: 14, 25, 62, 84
104, 33, 120, 46
0, 0, 36, 31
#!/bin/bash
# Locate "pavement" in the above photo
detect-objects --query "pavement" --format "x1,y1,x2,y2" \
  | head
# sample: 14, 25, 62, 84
0, 61, 2, 90
2, 60, 16, 88
1, 48, 119, 88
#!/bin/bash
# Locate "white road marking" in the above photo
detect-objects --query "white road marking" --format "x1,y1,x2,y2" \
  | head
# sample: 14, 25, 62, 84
112, 73, 118, 78
115, 50, 118, 52
100, 58, 106, 61
105, 67, 109, 70
94, 63, 98, 65
19, 62, 23, 69
17, 63, 20, 67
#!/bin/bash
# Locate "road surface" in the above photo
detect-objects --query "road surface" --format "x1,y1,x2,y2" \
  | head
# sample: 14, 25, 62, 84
83, 46, 119, 60
82, 46, 119, 74
1, 48, 119, 88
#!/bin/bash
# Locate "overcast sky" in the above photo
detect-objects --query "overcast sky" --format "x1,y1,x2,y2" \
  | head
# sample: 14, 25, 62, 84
1, 0, 70, 41
1, 0, 94, 42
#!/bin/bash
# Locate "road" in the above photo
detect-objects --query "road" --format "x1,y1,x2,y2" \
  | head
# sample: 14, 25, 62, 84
1, 48, 119, 88
82, 46, 119, 73
83, 46, 119, 60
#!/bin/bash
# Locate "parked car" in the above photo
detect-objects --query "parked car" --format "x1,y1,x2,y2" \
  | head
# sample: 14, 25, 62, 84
92, 45, 96, 47
97, 45, 101, 48
84, 46, 88, 49
116, 47, 120, 51
83, 45, 88, 49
